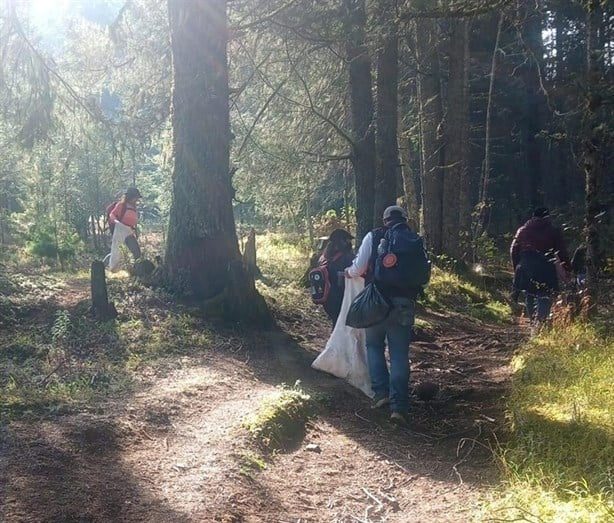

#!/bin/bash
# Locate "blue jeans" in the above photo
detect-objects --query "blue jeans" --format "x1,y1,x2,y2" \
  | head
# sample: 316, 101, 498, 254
365, 298, 414, 414
525, 293, 552, 322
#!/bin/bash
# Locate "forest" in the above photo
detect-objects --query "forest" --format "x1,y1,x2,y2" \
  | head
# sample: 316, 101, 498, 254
0, 0, 612, 522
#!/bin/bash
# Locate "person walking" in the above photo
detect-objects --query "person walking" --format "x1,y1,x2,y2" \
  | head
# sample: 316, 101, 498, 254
344, 206, 421, 426
318, 229, 355, 326
105, 187, 142, 272
511, 207, 570, 330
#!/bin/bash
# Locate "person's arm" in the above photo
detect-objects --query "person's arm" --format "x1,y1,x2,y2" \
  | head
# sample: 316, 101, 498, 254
510, 230, 521, 269
345, 232, 372, 278
109, 202, 125, 224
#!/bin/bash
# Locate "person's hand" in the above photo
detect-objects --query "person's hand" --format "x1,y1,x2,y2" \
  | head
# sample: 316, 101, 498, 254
344, 267, 352, 278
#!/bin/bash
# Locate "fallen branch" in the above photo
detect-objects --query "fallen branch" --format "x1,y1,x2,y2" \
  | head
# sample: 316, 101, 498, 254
40, 363, 64, 386
361, 487, 383, 508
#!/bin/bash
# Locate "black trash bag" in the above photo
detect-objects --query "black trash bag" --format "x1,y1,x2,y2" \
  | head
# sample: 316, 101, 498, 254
345, 282, 391, 328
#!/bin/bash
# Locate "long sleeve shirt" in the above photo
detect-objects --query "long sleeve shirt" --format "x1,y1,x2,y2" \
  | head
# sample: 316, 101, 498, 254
510, 217, 569, 269
346, 232, 374, 278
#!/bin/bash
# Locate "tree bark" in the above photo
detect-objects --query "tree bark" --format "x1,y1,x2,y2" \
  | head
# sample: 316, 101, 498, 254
398, 128, 419, 228
554, 8, 565, 83
242, 228, 260, 280
442, 18, 470, 259
166, 0, 270, 323
344, 0, 377, 242
90, 261, 117, 321
583, 0, 612, 310
374, 0, 400, 223
479, 13, 502, 207
518, 5, 545, 210
415, 18, 444, 253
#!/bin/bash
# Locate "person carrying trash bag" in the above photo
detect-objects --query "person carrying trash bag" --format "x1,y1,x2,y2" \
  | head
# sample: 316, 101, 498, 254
344, 205, 430, 427
104, 187, 142, 272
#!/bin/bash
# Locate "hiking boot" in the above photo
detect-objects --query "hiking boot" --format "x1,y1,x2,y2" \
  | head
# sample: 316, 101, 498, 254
390, 411, 408, 427
371, 395, 390, 409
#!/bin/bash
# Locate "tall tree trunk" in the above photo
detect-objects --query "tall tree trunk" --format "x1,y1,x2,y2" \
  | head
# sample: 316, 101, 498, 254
475, 12, 503, 248
442, 18, 470, 259
583, 0, 612, 309
374, 0, 399, 223
166, 0, 269, 323
398, 32, 419, 228
518, 5, 545, 209
344, 0, 376, 242
415, 18, 443, 253
554, 8, 565, 83
398, 126, 419, 228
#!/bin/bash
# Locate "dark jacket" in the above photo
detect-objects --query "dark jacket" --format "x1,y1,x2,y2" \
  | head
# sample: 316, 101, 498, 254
510, 217, 569, 269
322, 250, 354, 323
511, 217, 569, 294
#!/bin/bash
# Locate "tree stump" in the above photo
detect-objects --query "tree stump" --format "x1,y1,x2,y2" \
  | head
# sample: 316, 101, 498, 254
90, 261, 117, 321
242, 228, 261, 279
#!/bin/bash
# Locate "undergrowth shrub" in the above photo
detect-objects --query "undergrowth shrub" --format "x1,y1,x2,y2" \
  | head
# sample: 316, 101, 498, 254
426, 266, 511, 323
488, 322, 613, 522
256, 233, 309, 285
243, 383, 314, 451
27, 222, 83, 269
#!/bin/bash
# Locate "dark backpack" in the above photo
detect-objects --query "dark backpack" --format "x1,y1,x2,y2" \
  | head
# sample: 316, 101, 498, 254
105, 201, 127, 234
374, 223, 431, 291
309, 252, 343, 305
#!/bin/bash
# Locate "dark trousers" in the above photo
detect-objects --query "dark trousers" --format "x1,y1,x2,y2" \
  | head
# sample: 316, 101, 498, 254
125, 235, 141, 260
323, 292, 343, 329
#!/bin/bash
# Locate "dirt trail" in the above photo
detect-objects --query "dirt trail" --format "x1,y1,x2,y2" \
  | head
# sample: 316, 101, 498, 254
0, 277, 524, 522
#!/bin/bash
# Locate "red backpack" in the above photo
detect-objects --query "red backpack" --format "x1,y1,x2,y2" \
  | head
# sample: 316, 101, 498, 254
308, 252, 343, 305
105, 201, 127, 233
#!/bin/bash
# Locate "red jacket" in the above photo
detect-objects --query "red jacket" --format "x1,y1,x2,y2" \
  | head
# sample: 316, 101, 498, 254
510, 217, 569, 269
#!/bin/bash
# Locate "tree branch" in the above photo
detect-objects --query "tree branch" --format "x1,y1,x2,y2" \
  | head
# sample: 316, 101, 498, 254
10, 7, 109, 127
399, 0, 513, 21
284, 43, 355, 147
232, 0, 302, 31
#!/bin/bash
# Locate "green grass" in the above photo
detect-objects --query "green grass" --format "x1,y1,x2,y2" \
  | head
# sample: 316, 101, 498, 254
238, 450, 267, 478
0, 322, 127, 415
426, 267, 512, 323
256, 232, 310, 284
486, 322, 614, 522
0, 280, 219, 418
243, 383, 314, 451
253, 233, 317, 321
117, 313, 214, 359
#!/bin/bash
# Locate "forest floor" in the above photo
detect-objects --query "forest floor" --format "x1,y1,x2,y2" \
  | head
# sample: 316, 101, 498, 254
0, 265, 526, 523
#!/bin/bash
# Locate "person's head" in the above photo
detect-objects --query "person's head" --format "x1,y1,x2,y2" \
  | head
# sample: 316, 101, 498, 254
532, 206, 550, 218
124, 187, 142, 204
382, 205, 408, 226
325, 228, 354, 256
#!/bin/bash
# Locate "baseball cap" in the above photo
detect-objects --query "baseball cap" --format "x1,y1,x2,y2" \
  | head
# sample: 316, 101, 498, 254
125, 187, 142, 199
383, 205, 408, 221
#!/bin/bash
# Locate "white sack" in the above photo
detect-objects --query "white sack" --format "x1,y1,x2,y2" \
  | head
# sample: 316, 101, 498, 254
311, 277, 373, 398
108, 221, 133, 272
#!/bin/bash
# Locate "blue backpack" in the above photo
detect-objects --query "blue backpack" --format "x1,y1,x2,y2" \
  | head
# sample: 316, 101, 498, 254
374, 223, 431, 291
